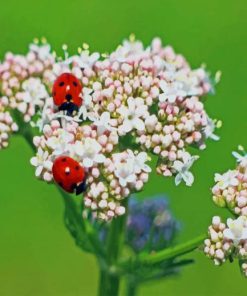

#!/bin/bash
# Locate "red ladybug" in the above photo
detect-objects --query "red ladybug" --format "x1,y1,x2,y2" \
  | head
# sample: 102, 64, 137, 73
52, 156, 86, 195
52, 73, 83, 116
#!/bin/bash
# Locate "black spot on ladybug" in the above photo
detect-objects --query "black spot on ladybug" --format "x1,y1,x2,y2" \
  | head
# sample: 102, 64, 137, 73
62, 158, 67, 162
65, 171, 70, 175
65, 94, 72, 101
59, 81, 65, 87
73, 81, 78, 87
75, 166, 80, 170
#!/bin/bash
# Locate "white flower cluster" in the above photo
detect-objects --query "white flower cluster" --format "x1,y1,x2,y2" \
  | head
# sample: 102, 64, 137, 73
0, 37, 219, 219
204, 216, 247, 267
204, 148, 247, 277
212, 147, 247, 216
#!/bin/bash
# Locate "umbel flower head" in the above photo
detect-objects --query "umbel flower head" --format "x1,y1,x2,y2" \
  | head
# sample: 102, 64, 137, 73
204, 147, 247, 278
0, 36, 220, 220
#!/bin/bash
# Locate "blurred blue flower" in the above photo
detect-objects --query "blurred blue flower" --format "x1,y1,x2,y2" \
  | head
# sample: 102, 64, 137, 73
91, 195, 180, 254
126, 196, 180, 253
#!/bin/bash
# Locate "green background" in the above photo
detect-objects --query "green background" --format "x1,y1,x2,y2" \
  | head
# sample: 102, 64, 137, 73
0, 0, 247, 295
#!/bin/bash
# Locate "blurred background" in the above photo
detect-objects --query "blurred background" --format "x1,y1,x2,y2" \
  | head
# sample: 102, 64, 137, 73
0, 0, 247, 295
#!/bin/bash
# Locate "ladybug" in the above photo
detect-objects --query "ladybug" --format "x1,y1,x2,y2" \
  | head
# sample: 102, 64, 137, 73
52, 156, 87, 195
52, 73, 83, 116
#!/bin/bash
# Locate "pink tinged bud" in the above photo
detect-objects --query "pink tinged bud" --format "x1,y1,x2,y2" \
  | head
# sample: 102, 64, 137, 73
223, 243, 231, 251
123, 188, 130, 197
185, 136, 193, 144
99, 200, 107, 208
117, 86, 123, 94
108, 202, 116, 210
163, 169, 172, 177
168, 151, 176, 161
85, 197, 92, 207
121, 63, 132, 74
105, 77, 113, 87
124, 82, 132, 95
135, 180, 144, 191
212, 216, 221, 227
107, 210, 115, 218
237, 196, 247, 207
172, 131, 180, 142
152, 134, 160, 144
215, 249, 224, 260
115, 186, 121, 194
162, 134, 173, 147
161, 150, 168, 158
140, 173, 149, 183
209, 247, 215, 256
44, 172, 53, 182
43, 125, 52, 136
153, 146, 161, 154
98, 135, 108, 147
107, 102, 115, 112
51, 120, 60, 129
193, 131, 202, 142
91, 202, 98, 210
110, 179, 117, 189
111, 62, 120, 71
115, 206, 125, 216
93, 82, 102, 91
92, 168, 100, 178
106, 143, 113, 153
241, 207, 247, 216
210, 229, 219, 242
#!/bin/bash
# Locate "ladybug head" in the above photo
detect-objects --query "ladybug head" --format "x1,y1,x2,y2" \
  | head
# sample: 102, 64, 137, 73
52, 73, 83, 115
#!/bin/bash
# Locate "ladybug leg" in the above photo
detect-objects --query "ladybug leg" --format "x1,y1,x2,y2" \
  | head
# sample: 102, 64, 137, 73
75, 180, 87, 195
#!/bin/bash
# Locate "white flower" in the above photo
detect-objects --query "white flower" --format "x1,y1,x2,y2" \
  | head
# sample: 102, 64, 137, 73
29, 43, 52, 61
223, 216, 247, 245
203, 117, 220, 141
173, 153, 199, 186
118, 97, 148, 134
110, 39, 145, 63
232, 151, 247, 167
47, 130, 74, 156
114, 156, 136, 187
34, 97, 55, 131
73, 138, 105, 168
93, 112, 115, 134
159, 80, 186, 103
128, 150, 151, 174
214, 170, 239, 190
21, 78, 48, 108
30, 147, 53, 177
66, 50, 100, 69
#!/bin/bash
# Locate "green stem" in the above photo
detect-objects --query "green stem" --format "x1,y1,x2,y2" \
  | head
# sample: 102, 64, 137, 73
138, 234, 206, 265
98, 200, 128, 296
126, 277, 138, 296
119, 234, 206, 269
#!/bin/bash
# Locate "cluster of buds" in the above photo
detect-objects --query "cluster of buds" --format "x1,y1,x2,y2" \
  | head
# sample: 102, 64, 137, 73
212, 146, 247, 216
0, 97, 18, 148
204, 147, 247, 277
0, 36, 219, 219
204, 216, 247, 268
